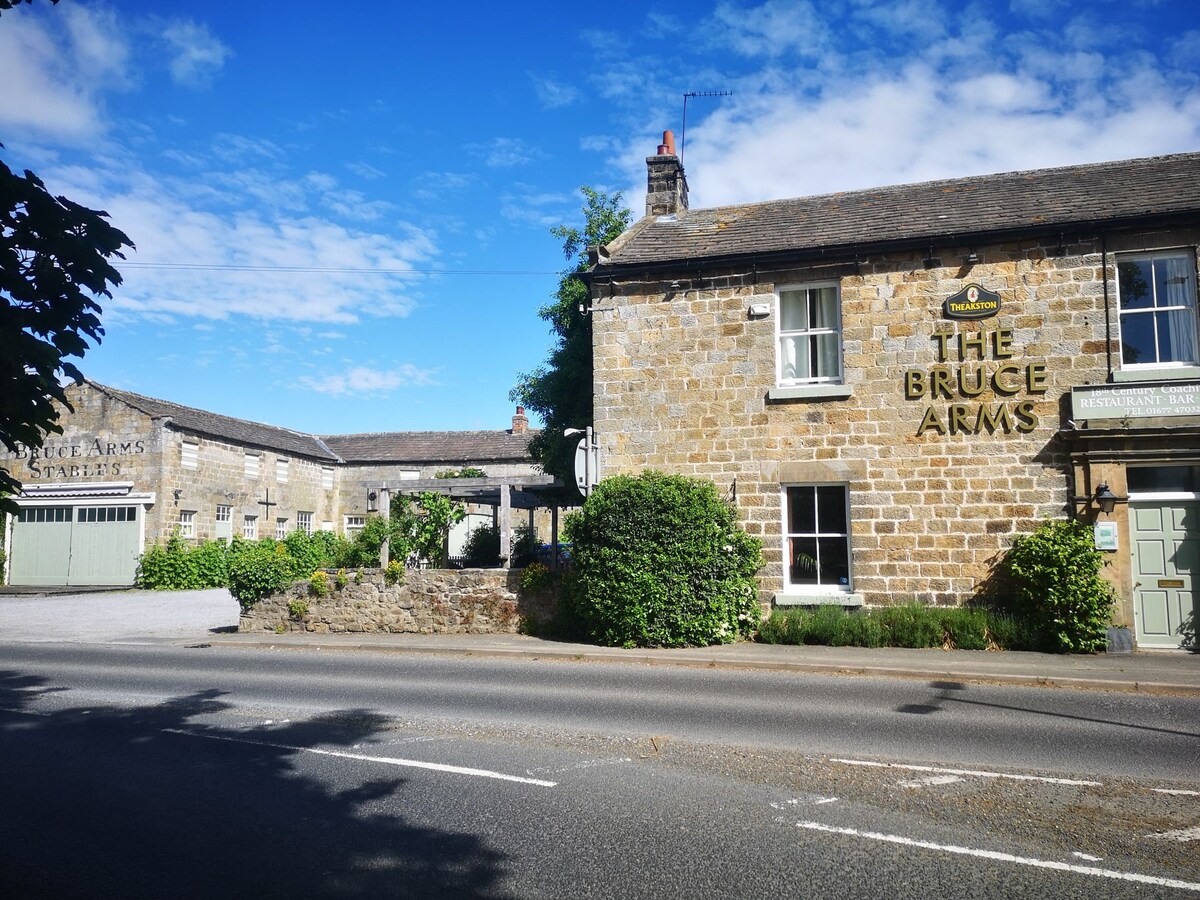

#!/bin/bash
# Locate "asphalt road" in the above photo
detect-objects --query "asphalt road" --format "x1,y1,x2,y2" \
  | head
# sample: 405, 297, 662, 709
1, 642, 1197, 898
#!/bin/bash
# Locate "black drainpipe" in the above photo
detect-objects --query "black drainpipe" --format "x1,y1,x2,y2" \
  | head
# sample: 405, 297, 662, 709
1101, 232, 1113, 380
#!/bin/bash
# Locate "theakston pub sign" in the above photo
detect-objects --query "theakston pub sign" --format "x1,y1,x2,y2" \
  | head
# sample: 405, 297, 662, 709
904, 287, 1046, 435
943, 283, 1000, 320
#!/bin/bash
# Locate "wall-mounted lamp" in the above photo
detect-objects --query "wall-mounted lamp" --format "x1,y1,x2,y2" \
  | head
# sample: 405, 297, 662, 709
1094, 483, 1122, 515
922, 247, 940, 269
748, 302, 771, 319
172, 488, 183, 504
964, 250, 980, 265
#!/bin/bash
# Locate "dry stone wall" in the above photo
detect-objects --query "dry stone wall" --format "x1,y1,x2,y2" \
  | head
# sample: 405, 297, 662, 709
239, 568, 557, 635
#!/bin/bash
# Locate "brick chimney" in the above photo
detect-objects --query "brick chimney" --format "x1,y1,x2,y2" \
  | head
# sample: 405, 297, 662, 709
511, 405, 529, 435
645, 130, 688, 218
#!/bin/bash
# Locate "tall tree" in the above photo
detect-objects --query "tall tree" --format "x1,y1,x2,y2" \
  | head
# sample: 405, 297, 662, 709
511, 187, 631, 490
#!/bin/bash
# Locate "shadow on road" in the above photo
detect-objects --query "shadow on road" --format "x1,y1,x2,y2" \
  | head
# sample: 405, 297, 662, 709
0, 669, 517, 900
895, 679, 1200, 739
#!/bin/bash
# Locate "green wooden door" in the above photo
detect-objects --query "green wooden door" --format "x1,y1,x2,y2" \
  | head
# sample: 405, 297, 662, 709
8, 507, 74, 586
67, 506, 141, 586
1130, 503, 1198, 649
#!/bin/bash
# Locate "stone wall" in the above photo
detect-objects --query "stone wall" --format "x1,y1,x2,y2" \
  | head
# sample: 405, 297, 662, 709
238, 567, 557, 635
591, 227, 1199, 621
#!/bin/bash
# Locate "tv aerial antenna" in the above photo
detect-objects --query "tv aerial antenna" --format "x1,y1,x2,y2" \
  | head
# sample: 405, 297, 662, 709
681, 90, 732, 161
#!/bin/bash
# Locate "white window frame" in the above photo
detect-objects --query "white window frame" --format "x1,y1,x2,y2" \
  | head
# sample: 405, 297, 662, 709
245, 452, 260, 480
344, 515, 366, 537
276, 517, 288, 540
243, 515, 257, 539
321, 466, 335, 490
297, 511, 313, 536
181, 440, 198, 470
1116, 248, 1200, 371
776, 281, 843, 386
178, 509, 196, 538
781, 484, 852, 594
276, 457, 289, 483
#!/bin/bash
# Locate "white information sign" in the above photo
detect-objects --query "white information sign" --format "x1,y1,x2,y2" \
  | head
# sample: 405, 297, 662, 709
1093, 521, 1118, 551
1071, 381, 1200, 420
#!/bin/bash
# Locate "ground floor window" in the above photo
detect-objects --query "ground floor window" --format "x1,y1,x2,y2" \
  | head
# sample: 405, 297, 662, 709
344, 515, 366, 537
178, 510, 195, 538
297, 511, 313, 535
243, 515, 257, 539
276, 517, 288, 540
783, 484, 851, 591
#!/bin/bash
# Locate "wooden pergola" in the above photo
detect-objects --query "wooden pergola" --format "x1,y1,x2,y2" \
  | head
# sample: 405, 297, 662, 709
380, 474, 569, 569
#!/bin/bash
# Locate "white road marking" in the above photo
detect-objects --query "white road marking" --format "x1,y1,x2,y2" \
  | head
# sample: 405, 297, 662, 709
1155, 789, 1200, 797
1151, 826, 1200, 843
831, 758, 1101, 787
900, 775, 965, 788
795, 821, 1200, 893
163, 728, 557, 787
1072, 852, 1104, 862
815, 797, 838, 805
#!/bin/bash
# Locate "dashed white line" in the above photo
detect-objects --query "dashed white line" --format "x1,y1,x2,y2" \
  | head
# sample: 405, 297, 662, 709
163, 728, 557, 787
900, 775, 965, 788
1151, 826, 1200, 843
1155, 788, 1200, 797
831, 758, 1101, 787
795, 821, 1200, 892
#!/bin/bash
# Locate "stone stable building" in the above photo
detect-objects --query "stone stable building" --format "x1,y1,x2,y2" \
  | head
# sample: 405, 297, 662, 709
586, 133, 1200, 649
1, 381, 550, 587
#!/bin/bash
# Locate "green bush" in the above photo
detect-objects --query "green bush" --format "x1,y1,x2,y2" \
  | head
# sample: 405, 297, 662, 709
137, 534, 228, 590
461, 524, 501, 567
309, 570, 329, 597
563, 471, 763, 648
1002, 520, 1117, 653
758, 603, 1026, 650
228, 542, 294, 610
287, 598, 309, 621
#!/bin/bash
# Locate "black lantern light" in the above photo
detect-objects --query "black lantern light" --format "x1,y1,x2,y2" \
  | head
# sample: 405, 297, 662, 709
1094, 483, 1119, 515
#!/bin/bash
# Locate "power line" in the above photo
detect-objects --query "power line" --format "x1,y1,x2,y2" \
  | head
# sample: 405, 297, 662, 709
119, 261, 559, 276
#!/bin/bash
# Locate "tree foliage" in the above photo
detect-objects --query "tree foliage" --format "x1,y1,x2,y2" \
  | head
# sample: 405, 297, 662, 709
1, 145, 133, 508
511, 187, 631, 488
563, 471, 763, 648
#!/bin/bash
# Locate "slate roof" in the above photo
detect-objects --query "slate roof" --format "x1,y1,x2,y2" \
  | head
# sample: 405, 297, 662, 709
319, 430, 538, 465
599, 151, 1200, 270
87, 381, 538, 466
91, 382, 341, 462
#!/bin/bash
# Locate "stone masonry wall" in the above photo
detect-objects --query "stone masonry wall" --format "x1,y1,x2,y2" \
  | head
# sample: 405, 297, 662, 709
592, 228, 1197, 616
239, 567, 557, 635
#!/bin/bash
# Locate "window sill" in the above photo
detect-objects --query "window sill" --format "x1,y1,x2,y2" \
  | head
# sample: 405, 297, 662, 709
773, 592, 864, 608
1112, 366, 1200, 383
767, 384, 853, 402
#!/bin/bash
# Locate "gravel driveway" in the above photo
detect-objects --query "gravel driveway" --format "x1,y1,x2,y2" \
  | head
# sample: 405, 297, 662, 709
0, 589, 240, 643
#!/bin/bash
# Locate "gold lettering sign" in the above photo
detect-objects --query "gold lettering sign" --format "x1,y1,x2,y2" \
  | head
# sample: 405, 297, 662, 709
944, 284, 1001, 320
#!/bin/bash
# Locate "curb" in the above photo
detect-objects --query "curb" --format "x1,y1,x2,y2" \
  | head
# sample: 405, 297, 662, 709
203, 638, 1200, 696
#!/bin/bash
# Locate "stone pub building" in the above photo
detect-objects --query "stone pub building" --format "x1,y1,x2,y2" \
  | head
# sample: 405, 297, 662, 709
587, 132, 1199, 649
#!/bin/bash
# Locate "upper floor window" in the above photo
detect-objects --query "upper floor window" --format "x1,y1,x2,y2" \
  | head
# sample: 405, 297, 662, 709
1117, 250, 1199, 368
245, 452, 260, 480
777, 282, 842, 385
276, 457, 289, 483
321, 466, 334, 490
181, 440, 198, 470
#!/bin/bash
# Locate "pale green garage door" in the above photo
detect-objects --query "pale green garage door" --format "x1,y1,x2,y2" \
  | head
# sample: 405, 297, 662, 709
9, 505, 141, 587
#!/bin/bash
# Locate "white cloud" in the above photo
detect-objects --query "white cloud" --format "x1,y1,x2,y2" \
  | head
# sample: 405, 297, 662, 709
162, 19, 231, 88
298, 364, 438, 397
0, 3, 129, 141
347, 161, 387, 180
467, 137, 544, 168
712, 0, 830, 58
610, 6, 1200, 211
530, 74, 580, 109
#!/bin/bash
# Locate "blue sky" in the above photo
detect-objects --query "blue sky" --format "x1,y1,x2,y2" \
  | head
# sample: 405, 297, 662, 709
2, 0, 1199, 436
